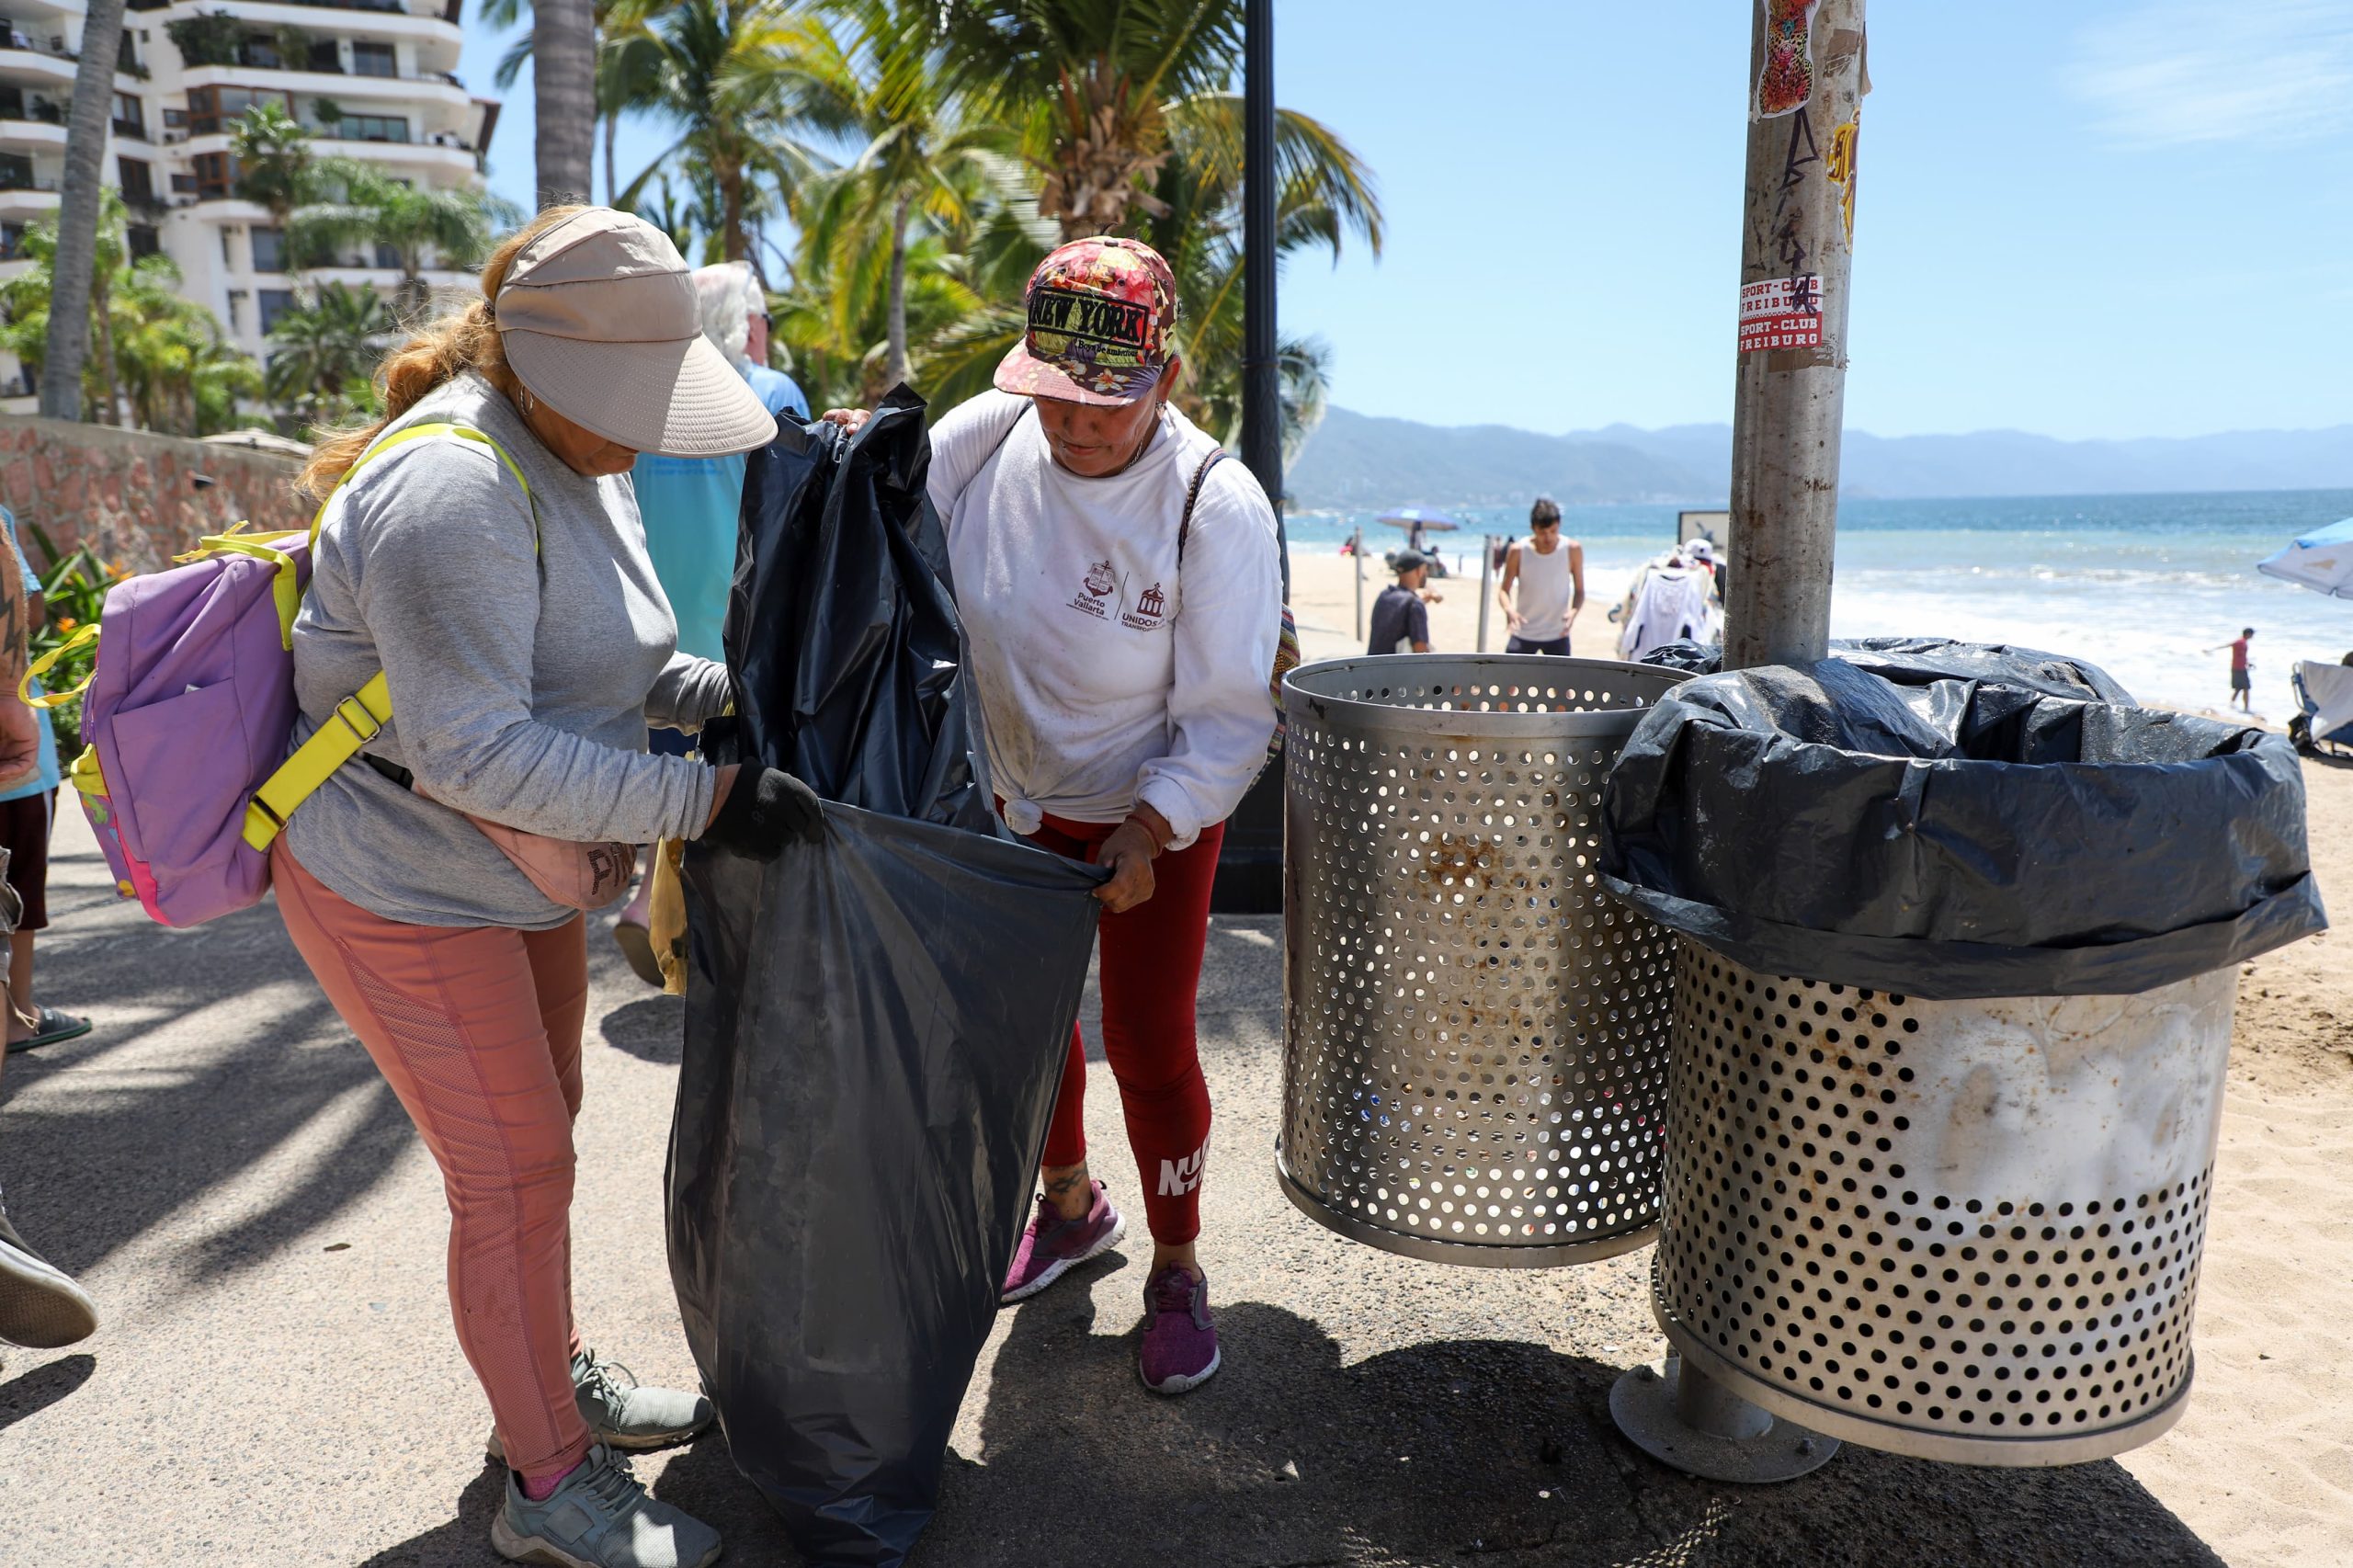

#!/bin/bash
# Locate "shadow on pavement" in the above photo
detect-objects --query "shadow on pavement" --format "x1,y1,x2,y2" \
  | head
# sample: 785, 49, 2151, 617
0, 1351, 95, 1435
1, 892, 419, 1291
918, 1296, 2225, 1568
600, 994, 686, 1064
325, 1262, 2230, 1568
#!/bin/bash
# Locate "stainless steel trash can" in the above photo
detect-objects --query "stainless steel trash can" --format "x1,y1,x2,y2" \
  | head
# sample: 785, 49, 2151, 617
1279, 654, 1688, 1267
1651, 938, 2237, 1465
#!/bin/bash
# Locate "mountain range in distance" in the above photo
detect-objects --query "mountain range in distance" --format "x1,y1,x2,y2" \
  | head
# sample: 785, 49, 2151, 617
1282, 406, 2353, 510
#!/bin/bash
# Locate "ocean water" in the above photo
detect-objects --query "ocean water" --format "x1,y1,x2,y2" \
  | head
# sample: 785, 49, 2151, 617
1285, 488, 2353, 716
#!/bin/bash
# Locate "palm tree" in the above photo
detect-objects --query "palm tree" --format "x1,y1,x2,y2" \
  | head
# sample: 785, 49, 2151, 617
8, 189, 131, 423
265, 281, 394, 422
925, 0, 1245, 242
1140, 93, 1379, 451
485, 0, 663, 205
790, 3, 1007, 386
610, 0, 850, 263
110, 258, 265, 436
290, 165, 514, 319
39, 0, 131, 420
534, 0, 597, 203
229, 101, 315, 240
4, 200, 258, 433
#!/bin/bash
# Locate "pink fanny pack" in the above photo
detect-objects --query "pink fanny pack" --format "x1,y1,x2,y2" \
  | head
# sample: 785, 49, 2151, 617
408, 777, 637, 910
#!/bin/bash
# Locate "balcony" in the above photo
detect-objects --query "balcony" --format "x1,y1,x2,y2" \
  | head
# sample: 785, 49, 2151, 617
0, 182, 61, 219
151, 0, 461, 55
0, 119, 66, 153
0, 40, 79, 88
178, 62, 470, 112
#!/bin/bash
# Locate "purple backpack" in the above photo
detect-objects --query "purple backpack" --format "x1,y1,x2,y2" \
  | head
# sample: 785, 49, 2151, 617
28, 423, 528, 926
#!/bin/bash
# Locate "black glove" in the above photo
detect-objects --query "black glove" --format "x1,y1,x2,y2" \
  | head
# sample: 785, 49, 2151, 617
702, 766, 824, 860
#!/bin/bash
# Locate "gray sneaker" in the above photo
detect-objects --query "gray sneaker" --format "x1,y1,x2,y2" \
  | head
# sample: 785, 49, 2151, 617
491, 1443, 721, 1568
488, 1349, 713, 1462
0, 1189, 97, 1349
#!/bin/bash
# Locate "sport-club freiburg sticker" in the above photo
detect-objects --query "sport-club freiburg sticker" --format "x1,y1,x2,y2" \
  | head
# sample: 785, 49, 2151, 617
1738, 274, 1824, 353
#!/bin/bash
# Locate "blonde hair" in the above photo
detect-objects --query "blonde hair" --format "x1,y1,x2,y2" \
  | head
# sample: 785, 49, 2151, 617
298, 204, 587, 498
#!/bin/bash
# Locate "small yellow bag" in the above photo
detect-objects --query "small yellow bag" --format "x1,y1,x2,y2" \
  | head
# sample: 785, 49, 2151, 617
647, 836, 689, 995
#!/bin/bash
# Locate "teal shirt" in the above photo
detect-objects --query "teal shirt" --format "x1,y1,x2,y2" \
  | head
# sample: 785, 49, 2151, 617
631, 364, 805, 663
0, 507, 60, 802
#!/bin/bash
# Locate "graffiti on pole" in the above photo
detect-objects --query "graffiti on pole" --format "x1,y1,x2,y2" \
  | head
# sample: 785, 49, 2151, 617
1755, 0, 1824, 119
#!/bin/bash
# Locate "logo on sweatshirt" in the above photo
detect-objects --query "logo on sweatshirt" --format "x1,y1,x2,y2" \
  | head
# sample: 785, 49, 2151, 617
1068, 558, 1117, 619
1121, 581, 1169, 631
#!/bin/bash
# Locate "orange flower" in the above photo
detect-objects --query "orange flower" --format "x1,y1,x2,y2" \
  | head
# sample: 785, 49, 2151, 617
55, 617, 77, 632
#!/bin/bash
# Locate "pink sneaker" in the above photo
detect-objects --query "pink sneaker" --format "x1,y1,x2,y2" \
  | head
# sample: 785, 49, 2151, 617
1000, 1181, 1126, 1304
1138, 1265, 1220, 1395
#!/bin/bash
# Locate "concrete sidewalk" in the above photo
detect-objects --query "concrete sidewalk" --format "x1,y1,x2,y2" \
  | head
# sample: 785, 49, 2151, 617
0, 810, 2231, 1567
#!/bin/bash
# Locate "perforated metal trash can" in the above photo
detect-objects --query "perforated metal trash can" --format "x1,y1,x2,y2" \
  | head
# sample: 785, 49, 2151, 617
1652, 938, 2237, 1465
1279, 654, 1688, 1267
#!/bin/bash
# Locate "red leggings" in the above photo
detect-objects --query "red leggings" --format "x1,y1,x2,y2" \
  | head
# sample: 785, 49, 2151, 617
1028, 812, 1222, 1245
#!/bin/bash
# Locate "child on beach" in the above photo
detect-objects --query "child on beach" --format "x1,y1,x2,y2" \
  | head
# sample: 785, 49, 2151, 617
2206, 628, 2256, 711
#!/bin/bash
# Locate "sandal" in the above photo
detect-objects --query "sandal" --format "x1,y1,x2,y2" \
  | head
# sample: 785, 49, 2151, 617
6, 1006, 91, 1055
612, 918, 664, 988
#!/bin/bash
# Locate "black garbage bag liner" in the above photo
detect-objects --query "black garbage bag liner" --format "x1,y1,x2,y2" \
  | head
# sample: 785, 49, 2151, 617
671, 390, 1103, 1566
1599, 645, 2326, 998
1636, 634, 2136, 705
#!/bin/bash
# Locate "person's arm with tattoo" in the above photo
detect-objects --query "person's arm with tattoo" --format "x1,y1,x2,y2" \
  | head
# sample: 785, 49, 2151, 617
0, 539, 42, 790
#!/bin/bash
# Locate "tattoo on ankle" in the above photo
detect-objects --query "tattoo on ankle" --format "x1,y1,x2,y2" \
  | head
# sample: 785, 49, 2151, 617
1042, 1168, 1088, 1203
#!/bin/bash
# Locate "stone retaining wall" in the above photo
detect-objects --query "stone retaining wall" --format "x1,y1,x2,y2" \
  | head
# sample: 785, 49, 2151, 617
0, 415, 309, 572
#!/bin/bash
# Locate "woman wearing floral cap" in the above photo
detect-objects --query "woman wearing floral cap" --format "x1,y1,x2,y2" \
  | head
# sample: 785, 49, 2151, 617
831, 234, 1281, 1393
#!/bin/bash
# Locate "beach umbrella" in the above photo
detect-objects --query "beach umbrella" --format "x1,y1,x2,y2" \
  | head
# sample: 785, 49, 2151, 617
1375, 507, 1461, 532
2257, 517, 2353, 599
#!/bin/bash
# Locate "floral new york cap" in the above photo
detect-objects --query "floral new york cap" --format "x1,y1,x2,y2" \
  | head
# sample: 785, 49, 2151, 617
994, 236, 1176, 406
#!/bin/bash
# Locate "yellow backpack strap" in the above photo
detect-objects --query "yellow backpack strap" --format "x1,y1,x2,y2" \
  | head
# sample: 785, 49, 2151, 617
247, 422, 534, 853
21, 622, 99, 709
243, 671, 391, 852
307, 420, 537, 551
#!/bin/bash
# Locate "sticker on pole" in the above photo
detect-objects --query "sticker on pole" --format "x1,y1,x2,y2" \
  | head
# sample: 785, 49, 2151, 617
1738, 274, 1823, 353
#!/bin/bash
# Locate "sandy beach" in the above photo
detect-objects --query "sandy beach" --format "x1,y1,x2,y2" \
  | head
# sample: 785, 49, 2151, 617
2115, 754, 2352, 1566
1291, 546, 1636, 664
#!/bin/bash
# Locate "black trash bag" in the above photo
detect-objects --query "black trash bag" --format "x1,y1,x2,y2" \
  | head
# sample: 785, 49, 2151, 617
721, 394, 991, 831
670, 390, 1104, 1567
1599, 645, 2326, 998
1634, 634, 2135, 704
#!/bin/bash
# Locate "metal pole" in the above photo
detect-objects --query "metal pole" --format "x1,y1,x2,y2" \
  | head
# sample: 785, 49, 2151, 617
1242, 0, 1285, 588
1208, 0, 1287, 915
1476, 535, 1495, 652
1722, 0, 1868, 671
1353, 528, 1365, 641
1613, 0, 1864, 1483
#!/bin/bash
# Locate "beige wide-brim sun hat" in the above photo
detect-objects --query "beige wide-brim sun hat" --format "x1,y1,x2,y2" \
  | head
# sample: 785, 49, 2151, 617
494, 207, 778, 458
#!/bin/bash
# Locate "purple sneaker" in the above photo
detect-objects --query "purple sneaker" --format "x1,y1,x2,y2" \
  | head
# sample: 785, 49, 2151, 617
1000, 1181, 1126, 1304
1138, 1265, 1220, 1395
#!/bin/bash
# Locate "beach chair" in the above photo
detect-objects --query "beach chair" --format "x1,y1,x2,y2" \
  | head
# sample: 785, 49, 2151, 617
2288, 660, 2353, 756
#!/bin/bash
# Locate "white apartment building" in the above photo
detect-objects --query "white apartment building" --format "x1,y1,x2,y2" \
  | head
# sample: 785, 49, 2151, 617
1, 0, 497, 411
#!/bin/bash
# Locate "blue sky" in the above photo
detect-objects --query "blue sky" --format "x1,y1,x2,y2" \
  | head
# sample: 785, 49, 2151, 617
464, 0, 2353, 441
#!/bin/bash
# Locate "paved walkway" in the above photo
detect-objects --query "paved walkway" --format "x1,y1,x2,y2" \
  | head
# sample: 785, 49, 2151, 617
1, 811, 2234, 1566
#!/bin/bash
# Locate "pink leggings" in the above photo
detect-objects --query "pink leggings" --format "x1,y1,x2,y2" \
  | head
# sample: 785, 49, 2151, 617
1026, 813, 1223, 1245
271, 841, 593, 1483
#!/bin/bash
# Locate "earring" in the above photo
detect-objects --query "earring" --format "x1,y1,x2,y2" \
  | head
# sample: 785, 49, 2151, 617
517, 385, 536, 416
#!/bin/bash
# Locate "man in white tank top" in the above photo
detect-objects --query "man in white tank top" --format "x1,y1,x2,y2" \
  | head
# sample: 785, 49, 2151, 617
1495, 494, 1585, 654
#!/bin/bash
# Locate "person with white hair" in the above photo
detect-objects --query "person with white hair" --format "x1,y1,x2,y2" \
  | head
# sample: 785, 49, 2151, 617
612, 261, 806, 982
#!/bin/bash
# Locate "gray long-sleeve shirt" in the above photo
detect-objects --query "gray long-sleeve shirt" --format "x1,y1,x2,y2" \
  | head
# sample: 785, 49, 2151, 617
284, 371, 732, 928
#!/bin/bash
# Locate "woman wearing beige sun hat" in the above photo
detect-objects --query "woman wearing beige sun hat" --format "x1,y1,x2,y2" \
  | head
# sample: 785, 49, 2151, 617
276, 205, 822, 1568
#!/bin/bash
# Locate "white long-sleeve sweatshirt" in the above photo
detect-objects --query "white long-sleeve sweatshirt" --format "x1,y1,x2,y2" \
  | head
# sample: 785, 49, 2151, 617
926, 391, 1280, 850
